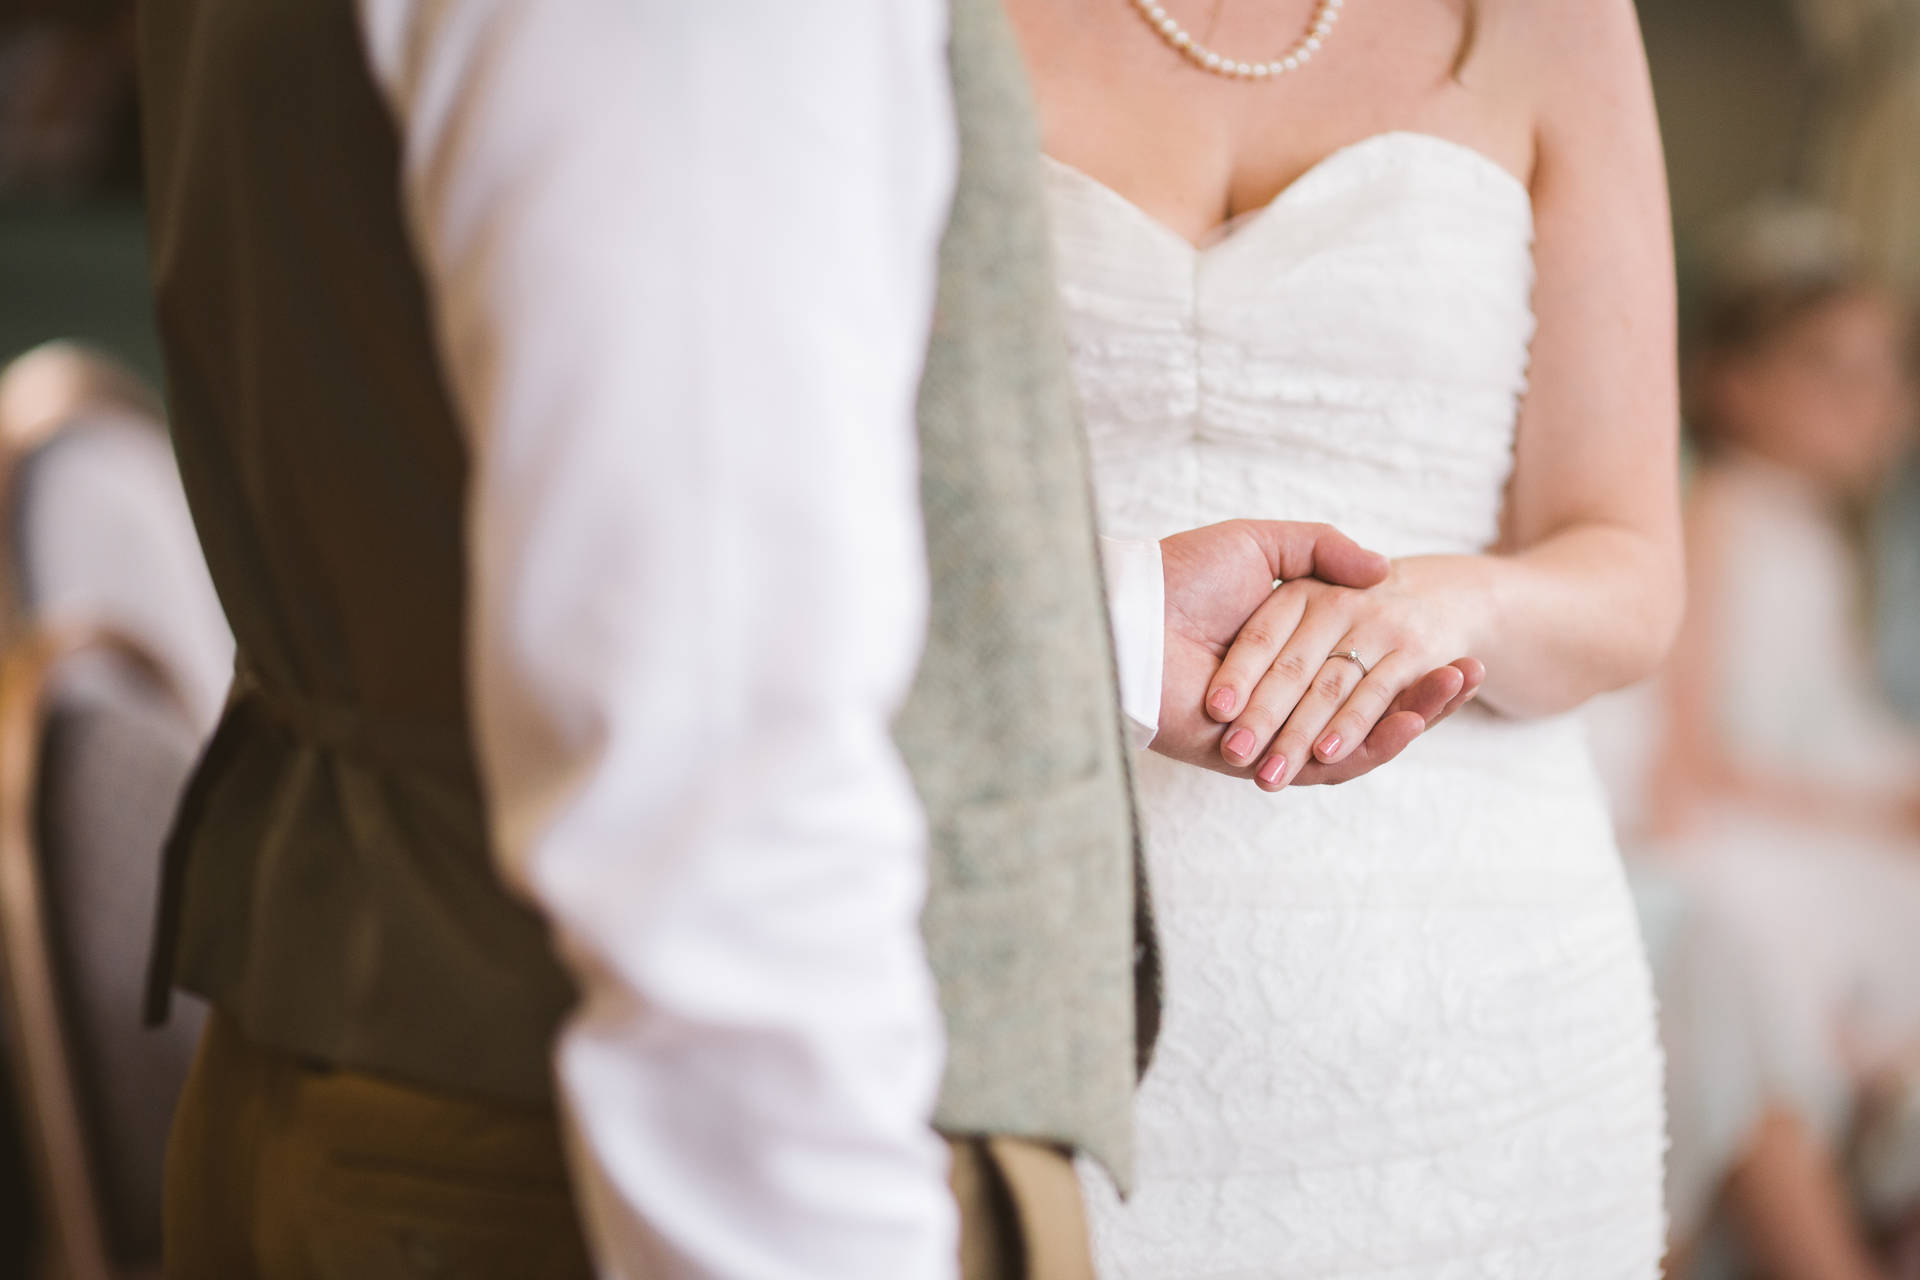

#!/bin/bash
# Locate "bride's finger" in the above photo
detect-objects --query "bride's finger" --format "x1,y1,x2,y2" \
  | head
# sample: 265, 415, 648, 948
1288, 664, 1466, 787
1314, 654, 1422, 766
1291, 708, 1426, 787
1205, 584, 1311, 723
1219, 601, 1348, 770
1256, 644, 1391, 791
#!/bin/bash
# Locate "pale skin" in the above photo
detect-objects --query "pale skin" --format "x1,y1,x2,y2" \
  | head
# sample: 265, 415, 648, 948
1009, 0, 1685, 789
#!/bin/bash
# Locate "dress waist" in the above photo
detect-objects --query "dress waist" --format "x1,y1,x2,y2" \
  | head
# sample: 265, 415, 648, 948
1132, 708, 1621, 903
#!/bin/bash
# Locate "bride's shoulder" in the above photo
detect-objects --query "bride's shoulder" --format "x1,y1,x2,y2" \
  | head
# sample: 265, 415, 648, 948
1472, 0, 1647, 58
1465, 0, 1662, 184
1477, 0, 1657, 115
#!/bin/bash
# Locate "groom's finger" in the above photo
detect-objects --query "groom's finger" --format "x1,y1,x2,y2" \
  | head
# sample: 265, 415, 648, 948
1236, 519, 1390, 590
1386, 663, 1468, 725
1428, 658, 1486, 725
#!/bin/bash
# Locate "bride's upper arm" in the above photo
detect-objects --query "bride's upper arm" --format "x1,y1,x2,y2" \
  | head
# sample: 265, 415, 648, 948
1495, 0, 1682, 578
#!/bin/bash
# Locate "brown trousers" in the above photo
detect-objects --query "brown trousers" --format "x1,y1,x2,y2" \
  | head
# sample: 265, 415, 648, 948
164, 1012, 1094, 1279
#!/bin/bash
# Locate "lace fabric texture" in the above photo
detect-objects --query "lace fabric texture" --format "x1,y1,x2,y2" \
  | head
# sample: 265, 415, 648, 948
1051, 133, 1668, 1278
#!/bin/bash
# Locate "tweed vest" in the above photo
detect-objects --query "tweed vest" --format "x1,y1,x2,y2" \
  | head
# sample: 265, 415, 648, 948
139, 0, 1153, 1180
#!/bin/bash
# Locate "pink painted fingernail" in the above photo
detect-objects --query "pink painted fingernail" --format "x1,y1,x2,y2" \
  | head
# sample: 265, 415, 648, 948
1257, 755, 1287, 785
1224, 729, 1255, 761
1208, 687, 1236, 716
1317, 733, 1342, 760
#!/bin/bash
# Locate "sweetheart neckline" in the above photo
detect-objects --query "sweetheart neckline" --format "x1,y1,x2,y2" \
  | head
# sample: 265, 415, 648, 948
1041, 130, 1533, 255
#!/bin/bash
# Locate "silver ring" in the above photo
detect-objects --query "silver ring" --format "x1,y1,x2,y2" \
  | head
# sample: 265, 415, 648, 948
1329, 648, 1370, 678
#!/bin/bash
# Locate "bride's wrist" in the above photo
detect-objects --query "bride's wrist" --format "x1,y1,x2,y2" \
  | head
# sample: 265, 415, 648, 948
1389, 554, 1497, 662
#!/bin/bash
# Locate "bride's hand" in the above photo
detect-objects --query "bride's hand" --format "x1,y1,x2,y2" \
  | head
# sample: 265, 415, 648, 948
1205, 557, 1480, 790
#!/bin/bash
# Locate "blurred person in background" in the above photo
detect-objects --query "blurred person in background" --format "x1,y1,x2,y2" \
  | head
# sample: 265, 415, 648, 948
1644, 204, 1920, 1280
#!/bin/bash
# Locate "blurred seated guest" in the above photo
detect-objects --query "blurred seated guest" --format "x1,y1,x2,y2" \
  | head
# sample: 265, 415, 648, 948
1646, 204, 1920, 1280
0, 340, 232, 718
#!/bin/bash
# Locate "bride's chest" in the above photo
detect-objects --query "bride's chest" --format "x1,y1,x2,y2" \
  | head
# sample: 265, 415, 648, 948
1047, 135, 1539, 551
1046, 134, 1537, 412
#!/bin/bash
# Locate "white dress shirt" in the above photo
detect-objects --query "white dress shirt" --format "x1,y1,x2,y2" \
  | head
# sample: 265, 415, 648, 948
1102, 536, 1166, 751
354, 4, 1162, 1277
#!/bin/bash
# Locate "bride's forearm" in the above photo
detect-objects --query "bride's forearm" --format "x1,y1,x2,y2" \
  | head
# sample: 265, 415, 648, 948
1404, 523, 1683, 719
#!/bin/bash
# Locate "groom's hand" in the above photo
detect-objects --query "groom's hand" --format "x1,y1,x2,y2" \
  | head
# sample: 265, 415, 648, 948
1152, 520, 1483, 783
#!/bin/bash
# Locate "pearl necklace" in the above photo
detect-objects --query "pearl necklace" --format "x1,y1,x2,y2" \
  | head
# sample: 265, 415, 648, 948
1128, 0, 1345, 80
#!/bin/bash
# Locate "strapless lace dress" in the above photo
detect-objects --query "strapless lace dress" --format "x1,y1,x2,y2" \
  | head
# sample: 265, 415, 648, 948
1050, 132, 1667, 1279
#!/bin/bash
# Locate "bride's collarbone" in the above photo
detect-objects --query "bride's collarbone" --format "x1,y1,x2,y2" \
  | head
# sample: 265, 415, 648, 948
1016, 0, 1537, 235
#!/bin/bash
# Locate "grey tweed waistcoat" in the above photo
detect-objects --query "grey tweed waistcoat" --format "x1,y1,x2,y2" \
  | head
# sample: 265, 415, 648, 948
139, 0, 1155, 1185
899, 0, 1155, 1182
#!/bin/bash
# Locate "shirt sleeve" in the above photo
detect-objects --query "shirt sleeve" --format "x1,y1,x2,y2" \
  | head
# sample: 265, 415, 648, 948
1100, 535, 1165, 749
353, 4, 960, 1277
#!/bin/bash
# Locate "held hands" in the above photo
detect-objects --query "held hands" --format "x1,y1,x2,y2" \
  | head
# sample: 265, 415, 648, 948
1204, 555, 1483, 791
1154, 526, 1483, 787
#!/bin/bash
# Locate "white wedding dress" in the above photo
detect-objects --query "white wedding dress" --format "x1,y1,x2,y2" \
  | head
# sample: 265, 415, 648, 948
1047, 132, 1667, 1278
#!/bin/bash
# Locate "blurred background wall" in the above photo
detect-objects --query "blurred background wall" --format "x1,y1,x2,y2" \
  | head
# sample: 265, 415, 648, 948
1645, 0, 1815, 241
0, 0, 155, 385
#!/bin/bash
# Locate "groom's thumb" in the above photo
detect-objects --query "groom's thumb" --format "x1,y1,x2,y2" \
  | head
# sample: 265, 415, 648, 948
1240, 519, 1390, 588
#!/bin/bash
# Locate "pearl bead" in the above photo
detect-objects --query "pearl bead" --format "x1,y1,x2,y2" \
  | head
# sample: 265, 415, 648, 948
1130, 0, 1343, 81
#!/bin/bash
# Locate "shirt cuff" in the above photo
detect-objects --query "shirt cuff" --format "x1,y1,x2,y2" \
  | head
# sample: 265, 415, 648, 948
1099, 535, 1164, 751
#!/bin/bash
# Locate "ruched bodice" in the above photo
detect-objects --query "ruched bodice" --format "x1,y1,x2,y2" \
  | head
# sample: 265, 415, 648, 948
1048, 131, 1535, 559
1052, 133, 1666, 1279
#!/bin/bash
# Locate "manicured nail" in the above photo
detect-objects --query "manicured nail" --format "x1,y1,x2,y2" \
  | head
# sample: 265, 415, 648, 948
1224, 729, 1255, 761
1208, 687, 1236, 716
1257, 755, 1287, 785
1316, 733, 1342, 761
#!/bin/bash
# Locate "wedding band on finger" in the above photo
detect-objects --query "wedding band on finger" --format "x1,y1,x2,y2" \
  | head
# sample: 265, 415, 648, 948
1328, 648, 1371, 678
